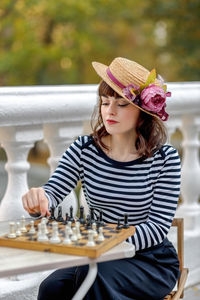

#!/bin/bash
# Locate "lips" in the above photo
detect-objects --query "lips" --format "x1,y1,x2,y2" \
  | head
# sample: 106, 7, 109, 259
106, 119, 119, 125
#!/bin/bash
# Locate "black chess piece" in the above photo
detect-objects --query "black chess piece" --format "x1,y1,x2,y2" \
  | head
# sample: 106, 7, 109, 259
49, 207, 55, 220
69, 206, 74, 223
99, 209, 105, 227
56, 206, 64, 222
78, 206, 85, 224
63, 213, 69, 225
85, 214, 92, 229
90, 207, 96, 224
116, 218, 122, 230
123, 213, 129, 229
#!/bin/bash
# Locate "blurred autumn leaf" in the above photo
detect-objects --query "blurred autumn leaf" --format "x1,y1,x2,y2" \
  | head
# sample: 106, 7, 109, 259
0, 0, 199, 85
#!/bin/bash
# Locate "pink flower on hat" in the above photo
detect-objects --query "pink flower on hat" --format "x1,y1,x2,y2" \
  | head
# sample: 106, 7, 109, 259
122, 84, 140, 101
140, 84, 171, 121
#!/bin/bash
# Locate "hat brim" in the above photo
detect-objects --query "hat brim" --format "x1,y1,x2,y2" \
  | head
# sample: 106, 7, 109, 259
92, 61, 157, 118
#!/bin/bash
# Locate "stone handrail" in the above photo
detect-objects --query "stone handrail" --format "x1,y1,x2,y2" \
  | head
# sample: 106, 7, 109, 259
0, 82, 200, 234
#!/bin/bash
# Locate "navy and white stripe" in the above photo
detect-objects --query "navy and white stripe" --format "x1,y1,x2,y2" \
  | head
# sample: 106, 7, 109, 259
43, 135, 181, 251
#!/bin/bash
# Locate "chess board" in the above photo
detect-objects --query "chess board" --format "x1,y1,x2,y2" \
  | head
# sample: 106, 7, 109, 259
0, 220, 135, 258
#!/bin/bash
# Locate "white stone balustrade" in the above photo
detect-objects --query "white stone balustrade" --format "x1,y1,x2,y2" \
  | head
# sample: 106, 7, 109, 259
0, 83, 200, 226
0, 82, 200, 290
0, 85, 97, 221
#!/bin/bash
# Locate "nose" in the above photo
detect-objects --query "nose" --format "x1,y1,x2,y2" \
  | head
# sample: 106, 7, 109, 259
107, 102, 117, 115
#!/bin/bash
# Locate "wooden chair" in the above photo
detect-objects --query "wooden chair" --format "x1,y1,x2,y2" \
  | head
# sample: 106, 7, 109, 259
164, 218, 189, 300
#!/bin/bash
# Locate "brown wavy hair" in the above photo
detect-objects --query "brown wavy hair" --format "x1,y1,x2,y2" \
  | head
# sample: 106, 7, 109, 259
90, 81, 168, 158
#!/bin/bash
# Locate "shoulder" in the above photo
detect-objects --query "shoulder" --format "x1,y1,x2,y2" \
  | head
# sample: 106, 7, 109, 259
158, 144, 180, 158
74, 135, 94, 149
153, 144, 181, 166
68, 135, 94, 153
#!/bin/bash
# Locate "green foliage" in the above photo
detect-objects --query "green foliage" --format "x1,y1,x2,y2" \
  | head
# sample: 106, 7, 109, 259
0, 0, 199, 85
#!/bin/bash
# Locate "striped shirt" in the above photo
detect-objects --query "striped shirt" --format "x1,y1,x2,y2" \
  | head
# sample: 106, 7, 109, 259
44, 135, 181, 251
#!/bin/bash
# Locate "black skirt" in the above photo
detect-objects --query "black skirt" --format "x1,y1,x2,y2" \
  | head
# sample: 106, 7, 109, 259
38, 238, 180, 300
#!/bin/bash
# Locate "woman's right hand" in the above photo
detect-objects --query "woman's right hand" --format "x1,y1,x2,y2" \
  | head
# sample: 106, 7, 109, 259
22, 187, 50, 217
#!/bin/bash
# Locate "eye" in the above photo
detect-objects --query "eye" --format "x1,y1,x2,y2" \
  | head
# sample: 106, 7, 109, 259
118, 103, 130, 107
101, 102, 109, 106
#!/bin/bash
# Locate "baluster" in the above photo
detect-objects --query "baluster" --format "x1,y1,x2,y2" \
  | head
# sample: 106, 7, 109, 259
167, 117, 181, 144
177, 115, 200, 232
43, 121, 83, 217
0, 126, 43, 221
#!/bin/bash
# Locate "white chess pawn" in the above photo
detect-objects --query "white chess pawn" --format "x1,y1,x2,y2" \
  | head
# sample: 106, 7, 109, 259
75, 221, 82, 239
16, 222, 22, 236
8, 222, 16, 239
92, 223, 98, 237
71, 227, 78, 242
97, 227, 105, 241
37, 223, 42, 240
20, 215, 27, 233
41, 217, 48, 234
86, 229, 96, 247
63, 226, 72, 245
37, 222, 49, 242
50, 222, 61, 244
29, 220, 36, 234
67, 221, 73, 235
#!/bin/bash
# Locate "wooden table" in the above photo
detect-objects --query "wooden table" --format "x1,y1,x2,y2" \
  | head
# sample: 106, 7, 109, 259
0, 219, 135, 300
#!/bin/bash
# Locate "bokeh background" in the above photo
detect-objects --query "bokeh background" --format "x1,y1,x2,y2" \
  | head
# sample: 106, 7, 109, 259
0, 0, 199, 86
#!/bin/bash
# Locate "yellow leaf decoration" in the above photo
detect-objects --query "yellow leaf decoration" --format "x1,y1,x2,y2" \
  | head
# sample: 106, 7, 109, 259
162, 84, 167, 92
145, 69, 157, 86
130, 88, 137, 96
139, 83, 146, 92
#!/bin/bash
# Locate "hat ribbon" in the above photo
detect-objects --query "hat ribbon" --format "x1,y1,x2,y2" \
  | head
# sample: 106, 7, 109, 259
106, 68, 126, 89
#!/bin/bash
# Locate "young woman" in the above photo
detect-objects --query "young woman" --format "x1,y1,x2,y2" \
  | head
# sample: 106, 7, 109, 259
22, 57, 181, 300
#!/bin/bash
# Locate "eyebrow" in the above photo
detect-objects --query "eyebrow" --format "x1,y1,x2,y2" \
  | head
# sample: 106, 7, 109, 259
101, 96, 126, 101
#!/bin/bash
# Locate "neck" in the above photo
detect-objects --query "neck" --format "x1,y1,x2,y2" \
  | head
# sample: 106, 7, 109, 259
105, 133, 139, 162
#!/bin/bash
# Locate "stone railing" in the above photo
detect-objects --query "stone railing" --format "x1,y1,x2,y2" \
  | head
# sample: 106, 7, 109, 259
0, 82, 200, 289
0, 85, 97, 221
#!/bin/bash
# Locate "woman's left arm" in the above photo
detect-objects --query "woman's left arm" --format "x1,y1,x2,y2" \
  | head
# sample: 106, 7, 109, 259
131, 147, 181, 251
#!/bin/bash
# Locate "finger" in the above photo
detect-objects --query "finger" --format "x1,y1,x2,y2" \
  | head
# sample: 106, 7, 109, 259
22, 189, 40, 214
38, 188, 50, 217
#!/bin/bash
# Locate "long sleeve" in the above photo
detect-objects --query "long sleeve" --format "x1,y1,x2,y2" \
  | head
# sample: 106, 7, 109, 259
131, 147, 181, 251
43, 136, 83, 208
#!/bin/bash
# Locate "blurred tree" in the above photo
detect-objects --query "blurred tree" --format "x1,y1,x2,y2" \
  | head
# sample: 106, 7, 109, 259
0, 0, 199, 85
145, 0, 200, 81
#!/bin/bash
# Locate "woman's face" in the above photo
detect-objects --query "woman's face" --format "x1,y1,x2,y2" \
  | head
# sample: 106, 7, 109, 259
100, 95, 141, 136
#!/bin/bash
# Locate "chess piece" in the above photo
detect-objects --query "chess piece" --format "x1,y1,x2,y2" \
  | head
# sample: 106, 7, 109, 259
28, 220, 36, 234
41, 217, 49, 234
99, 210, 105, 227
71, 227, 78, 242
116, 218, 122, 230
123, 213, 129, 228
50, 221, 61, 244
37, 222, 49, 242
69, 206, 74, 223
78, 206, 85, 224
86, 229, 96, 246
86, 214, 92, 229
92, 223, 98, 237
90, 207, 95, 224
63, 226, 72, 244
66, 221, 73, 235
20, 215, 27, 233
63, 213, 69, 225
56, 206, 64, 222
37, 223, 42, 240
97, 227, 105, 241
16, 222, 22, 236
49, 207, 55, 220
75, 221, 82, 239
8, 222, 16, 238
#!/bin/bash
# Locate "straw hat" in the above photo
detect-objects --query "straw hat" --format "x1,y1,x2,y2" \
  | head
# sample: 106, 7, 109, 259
92, 57, 171, 121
